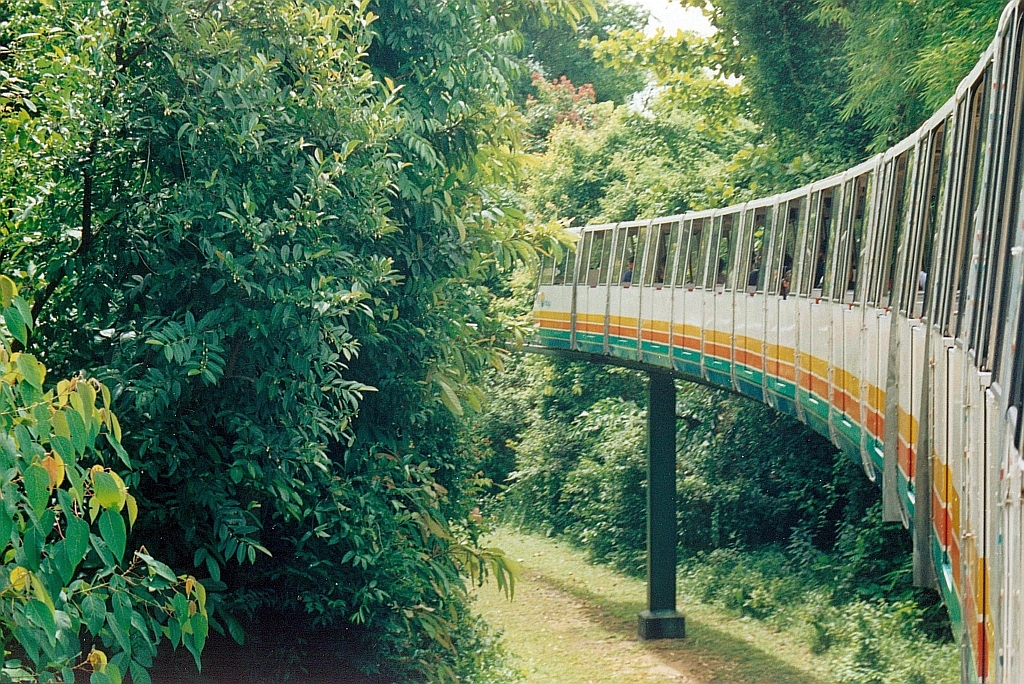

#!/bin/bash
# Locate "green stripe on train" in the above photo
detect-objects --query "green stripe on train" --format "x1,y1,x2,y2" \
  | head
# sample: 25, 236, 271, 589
932, 534, 963, 638
766, 377, 796, 399
834, 413, 862, 447
704, 356, 731, 373
734, 364, 763, 385
673, 347, 701, 363
798, 389, 830, 421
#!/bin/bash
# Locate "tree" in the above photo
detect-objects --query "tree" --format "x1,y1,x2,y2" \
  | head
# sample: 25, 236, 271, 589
517, 0, 649, 105
2, 0, 573, 677
812, 0, 1003, 150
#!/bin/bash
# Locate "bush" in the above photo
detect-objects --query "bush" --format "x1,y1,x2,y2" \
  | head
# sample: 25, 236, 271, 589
0, 277, 202, 683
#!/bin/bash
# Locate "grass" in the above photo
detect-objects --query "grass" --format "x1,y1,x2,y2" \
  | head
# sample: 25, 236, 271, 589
473, 529, 834, 683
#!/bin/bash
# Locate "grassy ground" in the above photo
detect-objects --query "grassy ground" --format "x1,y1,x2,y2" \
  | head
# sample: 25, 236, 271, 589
474, 529, 834, 684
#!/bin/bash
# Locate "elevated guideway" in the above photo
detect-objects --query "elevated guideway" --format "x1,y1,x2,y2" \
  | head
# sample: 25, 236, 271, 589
528, 3, 1024, 679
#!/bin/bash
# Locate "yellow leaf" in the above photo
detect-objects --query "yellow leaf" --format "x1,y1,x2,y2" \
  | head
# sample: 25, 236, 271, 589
41, 453, 64, 489
88, 648, 107, 673
51, 410, 70, 438
125, 494, 138, 528
111, 413, 122, 443
0, 275, 16, 308
9, 566, 29, 591
30, 573, 54, 613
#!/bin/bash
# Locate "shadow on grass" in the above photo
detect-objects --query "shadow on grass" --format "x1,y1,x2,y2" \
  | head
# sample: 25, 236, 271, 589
150, 611, 394, 684
532, 572, 830, 684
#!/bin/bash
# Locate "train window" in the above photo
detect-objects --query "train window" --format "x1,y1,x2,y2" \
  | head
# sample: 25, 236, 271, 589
749, 208, 771, 292
633, 224, 650, 285
738, 210, 756, 290
947, 68, 991, 338
577, 231, 594, 285
899, 134, 937, 317
674, 220, 692, 287
703, 217, 722, 289
597, 230, 613, 285
563, 242, 577, 286
617, 226, 641, 284
770, 199, 803, 297
864, 162, 891, 307
800, 191, 821, 295
661, 221, 681, 287
609, 227, 627, 285
844, 174, 872, 303
921, 120, 952, 319
1012, 291, 1024, 446
688, 218, 709, 287
587, 230, 610, 286
811, 186, 838, 297
714, 213, 737, 290
646, 222, 673, 287
833, 179, 855, 303
539, 255, 555, 285
878, 150, 913, 307
974, 20, 1023, 368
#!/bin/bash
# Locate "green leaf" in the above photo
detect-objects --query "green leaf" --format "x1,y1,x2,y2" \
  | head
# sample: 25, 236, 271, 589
223, 611, 246, 645
112, 591, 133, 636
66, 409, 88, 455
92, 471, 126, 510
107, 610, 131, 654
52, 540, 74, 584
191, 612, 209, 654
105, 664, 123, 684
4, 306, 27, 345
82, 594, 106, 635
0, 508, 12, 550
66, 512, 90, 568
23, 464, 50, 513
437, 379, 463, 416
25, 599, 56, 645
129, 661, 153, 684
136, 551, 177, 583
50, 435, 75, 464
15, 353, 44, 390
90, 672, 112, 684
99, 508, 127, 564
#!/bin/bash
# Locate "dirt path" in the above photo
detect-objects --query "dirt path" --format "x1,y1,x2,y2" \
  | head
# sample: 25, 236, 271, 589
474, 531, 831, 684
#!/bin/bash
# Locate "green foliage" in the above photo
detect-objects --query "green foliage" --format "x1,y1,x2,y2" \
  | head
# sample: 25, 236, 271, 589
678, 550, 958, 684
812, 0, 1003, 150
2, 0, 558, 676
0, 277, 203, 683
526, 98, 755, 223
516, 0, 649, 105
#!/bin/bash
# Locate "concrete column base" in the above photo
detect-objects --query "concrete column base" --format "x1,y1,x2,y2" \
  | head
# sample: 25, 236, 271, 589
637, 609, 686, 640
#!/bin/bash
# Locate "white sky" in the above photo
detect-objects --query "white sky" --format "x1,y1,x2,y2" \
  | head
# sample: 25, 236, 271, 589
626, 0, 715, 37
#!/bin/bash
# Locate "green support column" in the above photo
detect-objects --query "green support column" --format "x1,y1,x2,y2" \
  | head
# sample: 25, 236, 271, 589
638, 372, 685, 640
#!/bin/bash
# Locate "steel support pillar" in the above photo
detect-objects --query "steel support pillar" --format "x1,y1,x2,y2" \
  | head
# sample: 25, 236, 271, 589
638, 372, 685, 640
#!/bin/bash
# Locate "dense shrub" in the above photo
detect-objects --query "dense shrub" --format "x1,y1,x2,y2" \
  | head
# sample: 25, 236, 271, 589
0, 278, 202, 683
2, 0, 559, 677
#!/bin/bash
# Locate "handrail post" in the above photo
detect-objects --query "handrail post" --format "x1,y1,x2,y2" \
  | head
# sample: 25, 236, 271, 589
638, 371, 685, 639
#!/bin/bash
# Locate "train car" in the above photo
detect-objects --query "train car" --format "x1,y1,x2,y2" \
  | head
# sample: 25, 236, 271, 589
531, 1, 1024, 680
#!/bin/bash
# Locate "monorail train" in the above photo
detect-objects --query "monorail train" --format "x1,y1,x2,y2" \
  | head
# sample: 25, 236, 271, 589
533, 3, 1024, 682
